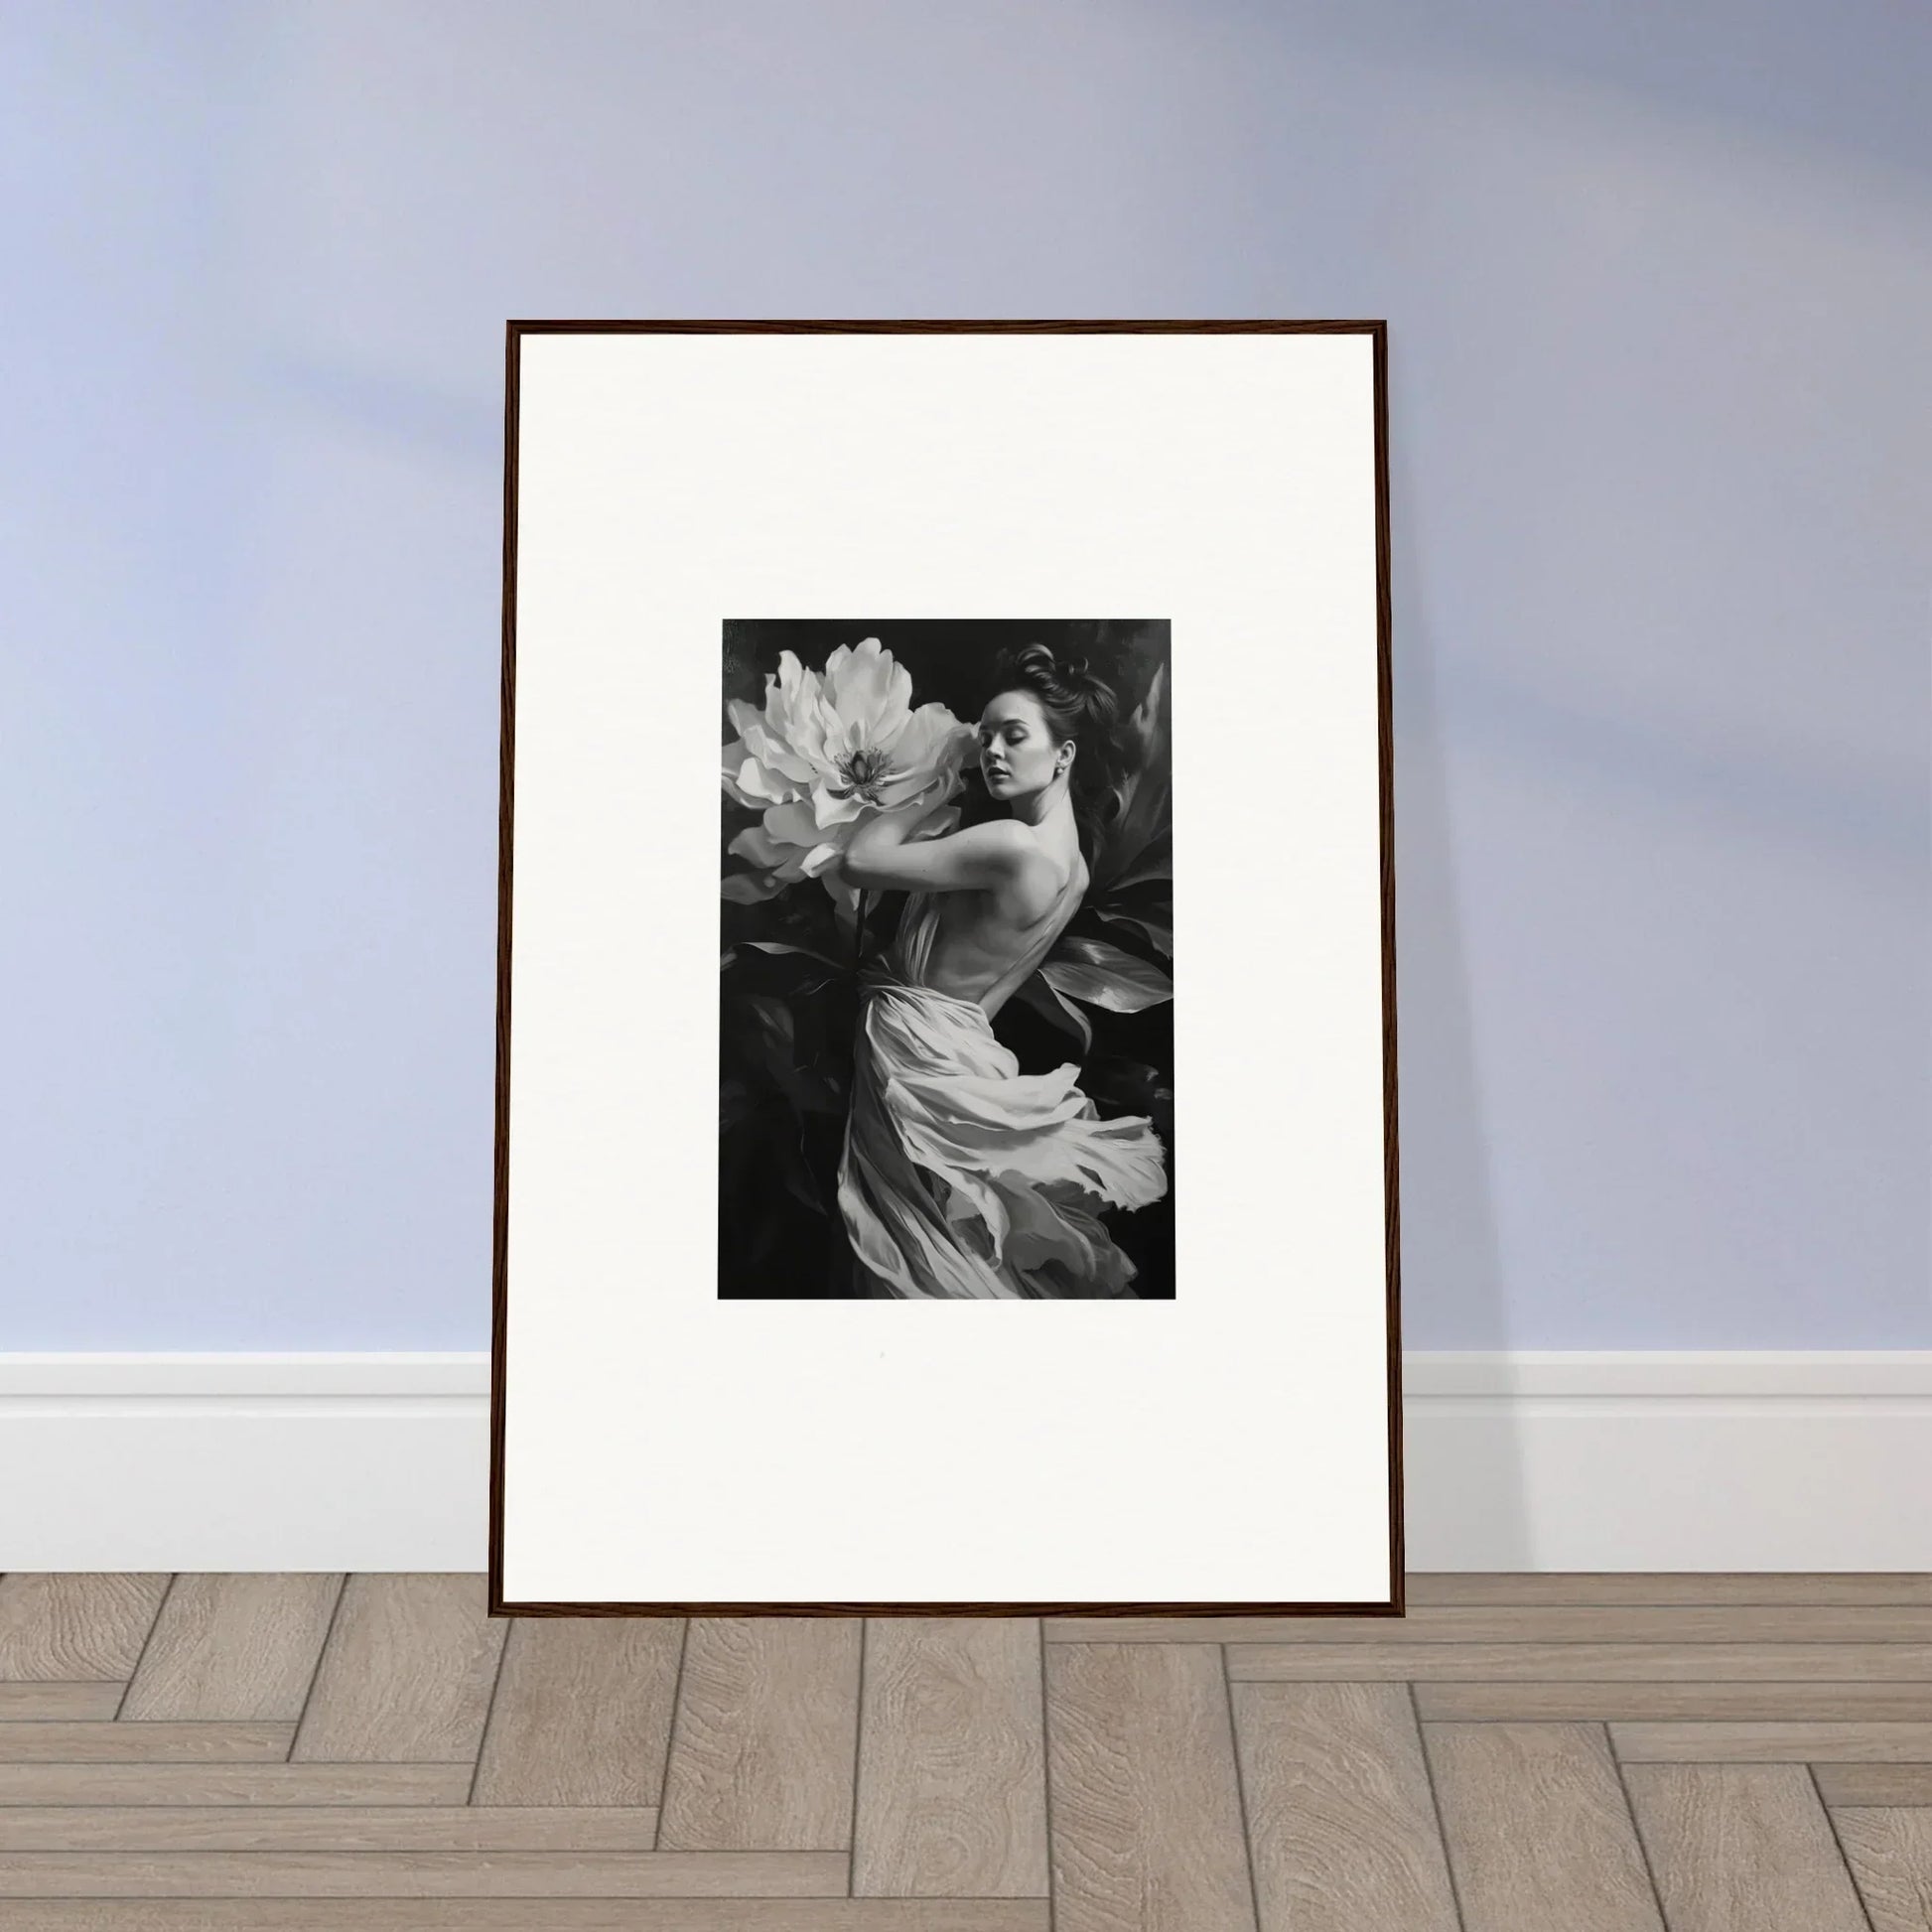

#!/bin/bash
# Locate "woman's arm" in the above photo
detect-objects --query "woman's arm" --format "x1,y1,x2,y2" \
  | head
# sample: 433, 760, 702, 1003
843, 800, 1035, 894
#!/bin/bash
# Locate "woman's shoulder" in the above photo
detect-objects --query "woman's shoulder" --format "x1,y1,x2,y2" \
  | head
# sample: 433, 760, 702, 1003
1017, 827, 1084, 908
954, 818, 1076, 898
962, 817, 1045, 866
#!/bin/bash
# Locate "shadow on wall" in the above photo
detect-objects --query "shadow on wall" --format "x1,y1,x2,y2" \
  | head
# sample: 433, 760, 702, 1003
1386, 390, 1532, 1571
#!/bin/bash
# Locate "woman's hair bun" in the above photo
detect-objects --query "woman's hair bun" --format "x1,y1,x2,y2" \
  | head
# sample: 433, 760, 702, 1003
996, 640, 1116, 737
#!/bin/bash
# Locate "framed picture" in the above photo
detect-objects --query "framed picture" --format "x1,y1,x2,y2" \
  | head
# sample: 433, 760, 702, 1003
490, 321, 1400, 1615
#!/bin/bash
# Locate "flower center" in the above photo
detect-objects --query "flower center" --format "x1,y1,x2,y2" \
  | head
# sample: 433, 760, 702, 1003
829, 746, 895, 804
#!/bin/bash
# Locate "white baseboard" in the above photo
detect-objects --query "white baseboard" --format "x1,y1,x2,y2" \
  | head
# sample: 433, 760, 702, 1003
3, 1352, 1927, 1574
0, 1355, 488, 1575
1403, 1352, 1932, 1573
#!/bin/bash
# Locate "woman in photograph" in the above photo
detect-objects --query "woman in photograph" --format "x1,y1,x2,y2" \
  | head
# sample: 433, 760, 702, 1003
835, 643, 1169, 1300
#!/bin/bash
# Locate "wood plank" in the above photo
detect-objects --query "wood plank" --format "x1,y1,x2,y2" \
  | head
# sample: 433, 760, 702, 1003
1231, 1682, 1457, 1932
1831, 1807, 1932, 1932
470, 1616, 681, 1807
1614, 1722, 1932, 1763
657, 1618, 861, 1852
0, 1850, 846, 1896
1419, 1681, 1932, 1721
1230, 1642, 1932, 1683
0, 1763, 472, 1806
1053, 1606, 1932, 1644
0, 1580, 171, 1682
120, 1576, 341, 1723
0, 1686, 122, 1721
1624, 1764, 1869, 1931
853, 1618, 1047, 1899
0, 1901, 1051, 1931
290, 1576, 503, 1763
1423, 1722, 1664, 1931
1043, 1641, 1256, 1932
0, 1723, 292, 1762
1409, 1574, 1932, 1607
0, 1808, 660, 1851
1813, 1763, 1932, 1806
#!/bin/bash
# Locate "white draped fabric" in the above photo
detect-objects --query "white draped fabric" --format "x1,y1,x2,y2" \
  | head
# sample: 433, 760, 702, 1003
836, 894, 1168, 1300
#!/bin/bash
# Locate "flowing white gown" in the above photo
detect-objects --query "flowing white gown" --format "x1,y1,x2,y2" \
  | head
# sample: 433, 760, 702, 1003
836, 889, 1169, 1300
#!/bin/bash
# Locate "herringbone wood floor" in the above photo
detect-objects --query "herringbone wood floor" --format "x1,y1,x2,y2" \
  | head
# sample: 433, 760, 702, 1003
0, 1574, 1928, 1927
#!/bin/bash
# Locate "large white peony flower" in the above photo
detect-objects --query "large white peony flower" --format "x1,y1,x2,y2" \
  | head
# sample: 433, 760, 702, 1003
722, 637, 974, 901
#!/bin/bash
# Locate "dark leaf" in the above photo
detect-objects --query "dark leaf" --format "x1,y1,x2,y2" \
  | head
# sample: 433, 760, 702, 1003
734, 994, 843, 1114
779, 1125, 826, 1216
1080, 1055, 1173, 1116
723, 883, 846, 961
729, 940, 847, 1001
722, 868, 788, 903
1041, 935, 1173, 1012
1092, 662, 1171, 893
1095, 906, 1173, 958
719, 1076, 755, 1136
743, 940, 843, 969
742, 992, 793, 1053
1009, 971, 1091, 1053
1104, 828, 1172, 893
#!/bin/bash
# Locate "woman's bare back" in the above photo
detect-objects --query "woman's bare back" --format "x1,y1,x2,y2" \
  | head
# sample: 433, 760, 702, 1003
920, 843, 1088, 1017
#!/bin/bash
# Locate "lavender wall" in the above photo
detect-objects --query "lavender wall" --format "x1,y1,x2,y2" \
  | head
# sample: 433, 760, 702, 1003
4, 0, 1927, 1346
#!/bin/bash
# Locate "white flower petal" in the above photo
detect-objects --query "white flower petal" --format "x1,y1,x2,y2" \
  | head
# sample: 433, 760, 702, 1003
890, 703, 966, 771
874, 659, 913, 745
728, 824, 793, 867
810, 679, 860, 762
724, 754, 796, 807
808, 780, 866, 827
875, 765, 948, 810
768, 652, 832, 767
827, 636, 907, 744
720, 742, 761, 806
727, 703, 813, 782
762, 800, 827, 850
910, 805, 961, 841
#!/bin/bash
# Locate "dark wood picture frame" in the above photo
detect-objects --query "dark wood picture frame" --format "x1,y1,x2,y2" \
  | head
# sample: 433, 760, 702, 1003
488, 320, 1401, 1619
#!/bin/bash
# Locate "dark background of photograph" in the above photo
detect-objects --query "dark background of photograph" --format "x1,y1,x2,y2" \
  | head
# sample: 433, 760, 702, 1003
720, 619, 1174, 1300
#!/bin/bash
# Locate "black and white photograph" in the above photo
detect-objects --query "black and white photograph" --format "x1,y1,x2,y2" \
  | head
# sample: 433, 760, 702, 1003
719, 620, 1174, 1302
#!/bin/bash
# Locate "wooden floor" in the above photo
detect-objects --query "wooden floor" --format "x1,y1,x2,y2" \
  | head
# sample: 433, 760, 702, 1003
0, 1576, 1928, 1928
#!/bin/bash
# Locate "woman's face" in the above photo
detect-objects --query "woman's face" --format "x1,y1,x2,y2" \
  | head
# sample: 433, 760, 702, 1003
977, 690, 1067, 804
